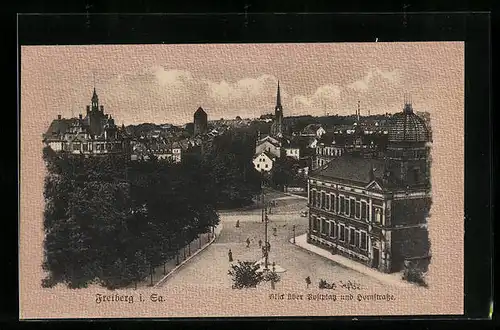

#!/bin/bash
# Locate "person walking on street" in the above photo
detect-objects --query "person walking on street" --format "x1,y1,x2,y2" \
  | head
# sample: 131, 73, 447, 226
258, 239, 262, 248
235, 220, 240, 228
246, 237, 251, 248
228, 249, 233, 262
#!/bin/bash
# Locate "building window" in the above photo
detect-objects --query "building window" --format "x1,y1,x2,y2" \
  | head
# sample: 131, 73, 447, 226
413, 167, 421, 183
355, 200, 361, 219
339, 224, 345, 241
325, 194, 330, 210
345, 198, 350, 216
321, 192, 326, 209
321, 219, 328, 235
312, 217, 318, 231
330, 194, 336, 212
316, 191, 321, 207
361, 201, 368, 220
329, 221, 336, 238
339, 196, 345, 214
355, 231, 360, 247
82, 144, 88, 152
350, 198, 355, 218
257, 164, 260, 169
73, 143, 81, 151
374, 208, 381, 223
349, 228, 355, 246
265, 164, 268, 168
360, 232, 367, 250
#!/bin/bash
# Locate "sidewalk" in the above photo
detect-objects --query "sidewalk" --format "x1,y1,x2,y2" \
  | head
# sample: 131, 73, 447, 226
154, 224, 223, 288
290, 234, 412, 288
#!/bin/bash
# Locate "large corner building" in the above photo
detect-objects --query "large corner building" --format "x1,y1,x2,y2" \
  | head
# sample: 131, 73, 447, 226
307, 101, 432, 273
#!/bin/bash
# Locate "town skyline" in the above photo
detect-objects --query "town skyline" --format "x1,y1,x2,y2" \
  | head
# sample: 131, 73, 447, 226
22, 43, 462, 126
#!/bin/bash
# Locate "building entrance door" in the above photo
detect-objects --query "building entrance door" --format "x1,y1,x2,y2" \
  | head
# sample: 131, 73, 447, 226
372, 247, 380, 269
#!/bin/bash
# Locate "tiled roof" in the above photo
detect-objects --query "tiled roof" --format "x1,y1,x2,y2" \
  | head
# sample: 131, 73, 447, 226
259, 151, 276, 160
310, 155, 386, 185
43, 118, 78, 138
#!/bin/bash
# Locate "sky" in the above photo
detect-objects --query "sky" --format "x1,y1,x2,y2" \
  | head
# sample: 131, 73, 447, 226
21, 43, 463, 126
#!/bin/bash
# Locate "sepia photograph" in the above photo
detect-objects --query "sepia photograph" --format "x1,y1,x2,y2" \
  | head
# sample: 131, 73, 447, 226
20, 42, 464, 318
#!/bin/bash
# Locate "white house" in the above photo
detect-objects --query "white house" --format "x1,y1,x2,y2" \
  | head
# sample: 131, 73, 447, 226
284, 147, 300, 160
253, 151, 275, 172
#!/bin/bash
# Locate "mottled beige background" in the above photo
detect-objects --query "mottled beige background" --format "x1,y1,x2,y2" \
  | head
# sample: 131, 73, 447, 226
20, 42, 464, 319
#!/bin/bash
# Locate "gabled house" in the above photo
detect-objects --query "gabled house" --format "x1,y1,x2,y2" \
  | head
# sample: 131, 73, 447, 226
252, 151, 276, 172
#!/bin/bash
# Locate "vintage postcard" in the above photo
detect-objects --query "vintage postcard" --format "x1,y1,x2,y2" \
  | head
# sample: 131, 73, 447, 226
19, 42, 464, 319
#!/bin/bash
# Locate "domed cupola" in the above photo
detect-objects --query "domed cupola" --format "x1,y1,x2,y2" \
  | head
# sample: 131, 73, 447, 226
388, 101, 430, 143
384, 97, 432, 190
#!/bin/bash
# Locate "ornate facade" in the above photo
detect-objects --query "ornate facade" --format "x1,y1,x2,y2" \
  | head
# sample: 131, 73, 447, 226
42, 88, 128, 156
307, 100, 432, 274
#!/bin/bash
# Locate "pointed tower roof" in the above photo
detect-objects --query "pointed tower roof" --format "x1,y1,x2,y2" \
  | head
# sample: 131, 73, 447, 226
276, 80, 282, 108
92, 87, 99, 103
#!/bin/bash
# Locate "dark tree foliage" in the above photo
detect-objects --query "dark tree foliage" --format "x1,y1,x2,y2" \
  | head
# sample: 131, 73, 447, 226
270, 156, 298, 191
42, 147, 219, 289
201, 130, 261, 209
228, 261, 264, 289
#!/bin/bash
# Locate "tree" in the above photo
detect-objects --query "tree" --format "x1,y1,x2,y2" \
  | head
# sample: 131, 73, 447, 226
263, 270, 281, 289
228, 261, 264, 289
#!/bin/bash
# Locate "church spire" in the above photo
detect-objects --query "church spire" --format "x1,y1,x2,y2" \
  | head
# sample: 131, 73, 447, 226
91, 74, 99, 111
276, 80, 282, 108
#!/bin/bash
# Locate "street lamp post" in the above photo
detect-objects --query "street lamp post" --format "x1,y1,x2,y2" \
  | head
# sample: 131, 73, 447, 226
261, 170, 265, 223
261, 169, 269, 270
264, 209, 268, 270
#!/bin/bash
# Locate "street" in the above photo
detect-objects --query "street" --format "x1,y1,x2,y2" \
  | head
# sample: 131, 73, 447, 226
158, 191, 394, 291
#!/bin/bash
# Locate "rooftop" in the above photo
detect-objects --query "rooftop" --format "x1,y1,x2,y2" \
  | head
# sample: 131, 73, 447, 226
310, 154, 386, 185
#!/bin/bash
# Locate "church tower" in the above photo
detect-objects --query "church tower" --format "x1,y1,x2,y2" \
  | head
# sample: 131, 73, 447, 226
86, 87, 106, 137
271, 81, 284, 138
91, 87, 99, 112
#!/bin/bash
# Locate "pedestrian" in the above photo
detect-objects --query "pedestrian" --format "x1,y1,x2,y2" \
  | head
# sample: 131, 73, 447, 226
235, 220, 240, 228
258, 239, 262, 248
246, 237, 251, 248
273, 227, 277, 236
228, 249, 233, 262
266, 241, 271, 252
305, 276, 311, 288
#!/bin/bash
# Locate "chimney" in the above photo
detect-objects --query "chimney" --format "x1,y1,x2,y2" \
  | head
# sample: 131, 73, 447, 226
57, 115, 61, 120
